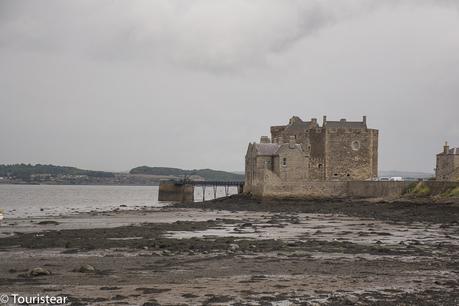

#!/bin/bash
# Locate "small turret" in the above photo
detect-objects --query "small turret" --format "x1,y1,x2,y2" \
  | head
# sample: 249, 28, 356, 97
363, 115, 367, 125
323, 115, 327, 126
444, 141, 450, 154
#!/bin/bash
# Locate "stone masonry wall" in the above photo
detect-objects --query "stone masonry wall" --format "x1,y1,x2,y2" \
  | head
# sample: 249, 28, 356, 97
325, 128, 377, 181
347, 181, 410, 198
436, 154, 459, 181
275, 145, 309, 182
158, 181, 194, 202
249, 178, 459, 199
307, 128, 326, 180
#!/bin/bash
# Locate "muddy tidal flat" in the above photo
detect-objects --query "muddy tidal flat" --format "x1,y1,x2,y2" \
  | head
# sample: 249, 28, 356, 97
0, 196, 458, 305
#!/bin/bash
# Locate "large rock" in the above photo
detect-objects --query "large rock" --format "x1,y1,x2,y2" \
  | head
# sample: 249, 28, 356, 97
75, 264, 96, 273
229, 243, 240, 251
343, 295, 359, 304
29, 267, 51, 277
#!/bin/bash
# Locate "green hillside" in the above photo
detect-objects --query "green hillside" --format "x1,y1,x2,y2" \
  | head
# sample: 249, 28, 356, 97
0, 164, 114, 180
130, 166, 244, 181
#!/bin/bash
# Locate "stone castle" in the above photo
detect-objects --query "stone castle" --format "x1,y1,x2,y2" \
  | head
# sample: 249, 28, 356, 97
436, 142, 459, 181
244, 116, 379, 197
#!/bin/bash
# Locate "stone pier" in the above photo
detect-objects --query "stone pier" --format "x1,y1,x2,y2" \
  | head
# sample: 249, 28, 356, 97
158, 180, 194, 202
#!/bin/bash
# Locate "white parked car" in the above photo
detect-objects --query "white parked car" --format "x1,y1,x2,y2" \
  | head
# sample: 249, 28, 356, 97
389, 177, 404, 181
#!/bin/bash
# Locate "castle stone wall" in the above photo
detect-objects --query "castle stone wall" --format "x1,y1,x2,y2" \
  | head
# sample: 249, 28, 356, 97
308, 128, 326, 180
268, 116, 378, 181
347, 181, 409, 198
325, 128, 378, 180
436, 153, 459, 181
249, 179, 459, 199
276, 145, 309, 181
256, 177, 407, 199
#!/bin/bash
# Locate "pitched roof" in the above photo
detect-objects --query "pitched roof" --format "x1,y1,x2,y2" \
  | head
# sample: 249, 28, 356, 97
254, 143, 306, 156
254, 143, 280, 156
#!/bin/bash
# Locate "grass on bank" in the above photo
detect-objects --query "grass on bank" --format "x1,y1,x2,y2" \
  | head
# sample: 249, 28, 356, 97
444, 186, 459, 198
405, 181, 459, 198
404, 181, 432, 197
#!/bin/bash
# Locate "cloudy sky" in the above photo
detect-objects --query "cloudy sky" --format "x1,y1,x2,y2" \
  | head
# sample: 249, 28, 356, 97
0, 0, 458, 173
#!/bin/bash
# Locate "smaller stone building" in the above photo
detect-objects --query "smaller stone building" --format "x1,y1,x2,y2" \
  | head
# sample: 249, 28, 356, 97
436, 142, 459, 181
245, 136, 309, 195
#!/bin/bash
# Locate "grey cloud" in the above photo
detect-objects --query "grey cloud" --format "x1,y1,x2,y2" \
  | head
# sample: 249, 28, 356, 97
0, 1, 458, 172
1, 0, 456, 72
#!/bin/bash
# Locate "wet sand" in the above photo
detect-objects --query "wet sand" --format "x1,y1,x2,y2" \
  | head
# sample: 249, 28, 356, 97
0, 195, 458, 305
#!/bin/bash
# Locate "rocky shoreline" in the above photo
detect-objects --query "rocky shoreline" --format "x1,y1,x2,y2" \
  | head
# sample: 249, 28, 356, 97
0, 195, 458, 305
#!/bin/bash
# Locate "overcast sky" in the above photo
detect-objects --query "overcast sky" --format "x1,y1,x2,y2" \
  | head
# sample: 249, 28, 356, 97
0, 1, 458, 173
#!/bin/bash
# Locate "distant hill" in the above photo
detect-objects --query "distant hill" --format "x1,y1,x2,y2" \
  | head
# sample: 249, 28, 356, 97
379, 170, 434, 179
0, 164, 114, 180
130, 166, 245, 181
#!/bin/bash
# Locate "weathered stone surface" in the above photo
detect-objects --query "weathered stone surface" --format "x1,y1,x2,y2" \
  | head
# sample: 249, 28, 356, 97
30, 267, 51, 277
436, 142, 459, 181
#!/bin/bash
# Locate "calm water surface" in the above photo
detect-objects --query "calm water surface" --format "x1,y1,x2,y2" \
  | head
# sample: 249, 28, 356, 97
0, 184, 163, 218
0, 184, 237, 218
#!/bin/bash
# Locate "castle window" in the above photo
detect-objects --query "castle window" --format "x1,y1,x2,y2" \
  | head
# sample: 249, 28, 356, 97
347, 174, 350, 177
351, 140, 361, 151
318, 164, 322, 169
282, 158, 287, 167
334, 173, 338, 176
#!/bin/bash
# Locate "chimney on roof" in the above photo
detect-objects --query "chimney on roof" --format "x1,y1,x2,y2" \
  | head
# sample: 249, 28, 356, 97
444, 141, 449, 154
363, 115, 367, 125
260, 136, 270, 144
323, 115, 327, 126
289, 136, 296, 149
